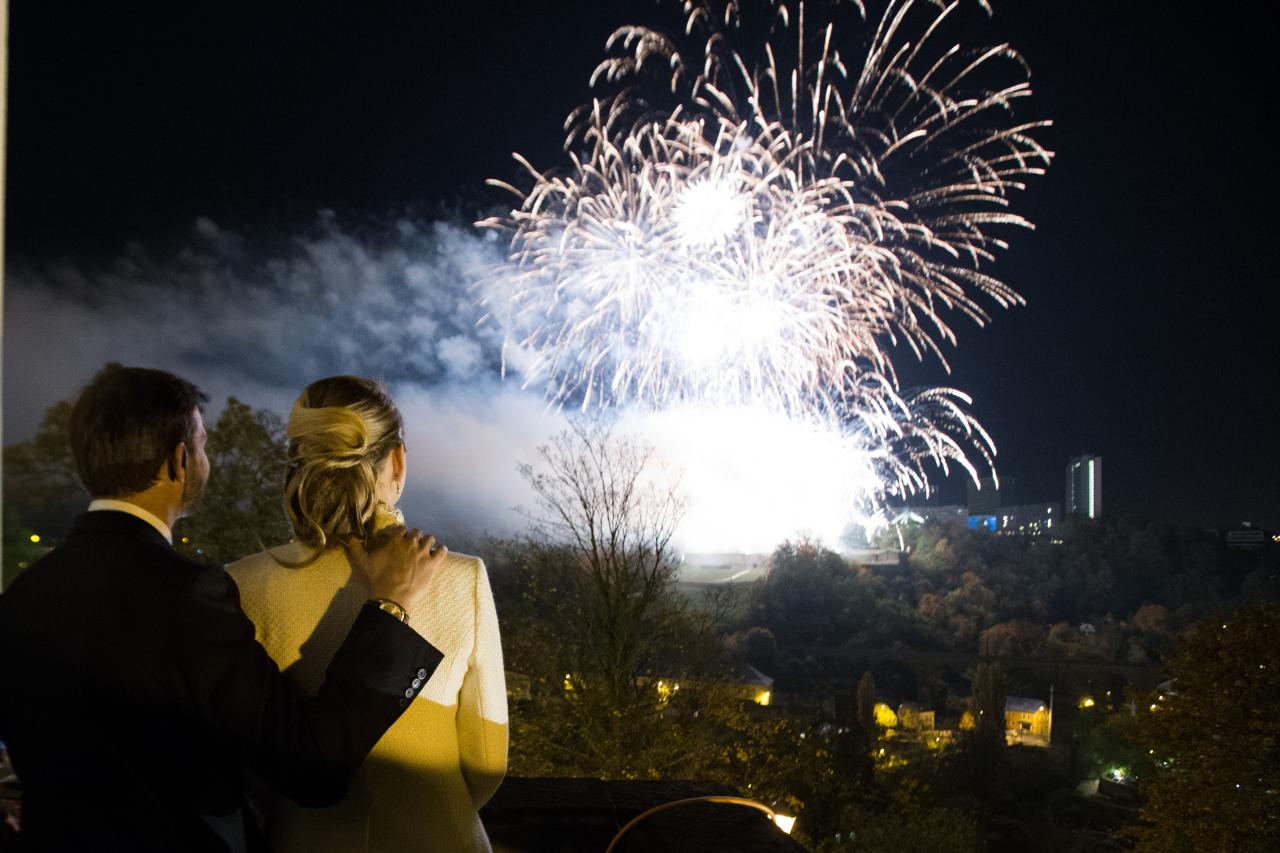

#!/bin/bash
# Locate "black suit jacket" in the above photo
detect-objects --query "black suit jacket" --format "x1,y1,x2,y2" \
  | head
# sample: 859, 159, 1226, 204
0, 511, 444, 852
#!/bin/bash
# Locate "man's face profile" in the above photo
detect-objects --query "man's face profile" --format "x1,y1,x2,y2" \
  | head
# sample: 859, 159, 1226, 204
182, 408, 211, 514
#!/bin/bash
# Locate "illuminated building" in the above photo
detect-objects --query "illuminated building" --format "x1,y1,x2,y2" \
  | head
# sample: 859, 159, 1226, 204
892, 505, 967, 526
896, 702, 935, 732
965, 503, 1060, 537
964, 477, 1061, 537
995, 503, 1061, 537
1066, 455, 1102, 518
968, 514, 998, 533
1004, 696, 1051, 744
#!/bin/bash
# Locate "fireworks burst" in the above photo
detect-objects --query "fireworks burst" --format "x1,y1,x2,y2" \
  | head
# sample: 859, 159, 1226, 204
480, 0, 1050, 519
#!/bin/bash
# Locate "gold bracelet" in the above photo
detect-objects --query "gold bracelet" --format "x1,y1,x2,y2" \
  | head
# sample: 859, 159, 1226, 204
371, 598, 409, 622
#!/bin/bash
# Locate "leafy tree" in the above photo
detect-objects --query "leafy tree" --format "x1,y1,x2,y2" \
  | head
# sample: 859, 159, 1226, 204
740, 626, 780, 675
755, 540, 893, 645
856, 671, 877, 734
971, 663, 1006, 753
939, 662, 1008, 812
1136, 601, 1172, 635
2, 401, 83, 514
1074, 703, 1152, 782
2, 401, 86, 576
3, 401, 84, 586
853, 806, 984, 853
793, 721, 878, 849
979, 619, 1045, 658
174, 397, 291, 565
1128, 602, 1280, 853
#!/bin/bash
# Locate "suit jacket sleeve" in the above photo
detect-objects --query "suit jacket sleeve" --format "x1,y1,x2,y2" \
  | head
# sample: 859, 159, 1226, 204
175, 566, 444, 807
457, 559, 509, 810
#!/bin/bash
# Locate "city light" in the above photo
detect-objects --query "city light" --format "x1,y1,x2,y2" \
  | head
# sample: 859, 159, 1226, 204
873, 703, 899, 728
29, 534, 40, 544
772, 813, 796, 835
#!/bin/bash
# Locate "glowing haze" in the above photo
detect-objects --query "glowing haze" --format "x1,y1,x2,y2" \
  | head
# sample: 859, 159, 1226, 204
3, 216, 875, 553
481, 0, 1051, 544
6, 1, 1050, 555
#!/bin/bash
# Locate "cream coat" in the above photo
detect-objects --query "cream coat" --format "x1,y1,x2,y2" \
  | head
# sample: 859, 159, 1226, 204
228, 541, 507, 853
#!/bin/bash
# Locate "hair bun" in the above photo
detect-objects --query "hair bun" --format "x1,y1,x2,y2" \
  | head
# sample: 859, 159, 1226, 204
288, 404, 371, 467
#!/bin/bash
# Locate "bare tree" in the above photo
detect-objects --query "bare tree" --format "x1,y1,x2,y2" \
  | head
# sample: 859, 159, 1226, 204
502, 419, 747, 778
518, 418, 686, 708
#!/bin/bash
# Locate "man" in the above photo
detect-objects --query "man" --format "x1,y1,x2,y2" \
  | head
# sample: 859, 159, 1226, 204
0, 365, 449, 852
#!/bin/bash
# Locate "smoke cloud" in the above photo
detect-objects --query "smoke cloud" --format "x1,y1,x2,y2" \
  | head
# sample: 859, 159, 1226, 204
4, 211, 853, 554
3, 212, 560, 543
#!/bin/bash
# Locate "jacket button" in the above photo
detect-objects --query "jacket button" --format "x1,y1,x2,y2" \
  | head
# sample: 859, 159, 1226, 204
416, 668, 428, 679
411, 677, 423, 689
404, 688, 415, 699
398, 697, 409, 709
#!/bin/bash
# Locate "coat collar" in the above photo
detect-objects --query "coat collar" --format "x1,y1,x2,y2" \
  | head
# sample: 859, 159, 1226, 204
69, 510, 173, 550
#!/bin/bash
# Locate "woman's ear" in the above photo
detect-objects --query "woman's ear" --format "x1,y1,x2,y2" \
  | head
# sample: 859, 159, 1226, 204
392, 443, 407, 483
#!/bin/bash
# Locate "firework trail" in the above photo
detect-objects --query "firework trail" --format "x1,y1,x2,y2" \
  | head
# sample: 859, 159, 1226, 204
480, 0, 1050, 515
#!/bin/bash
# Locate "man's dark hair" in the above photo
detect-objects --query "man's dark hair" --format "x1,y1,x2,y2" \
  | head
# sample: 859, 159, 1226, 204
69, 364, 208, 497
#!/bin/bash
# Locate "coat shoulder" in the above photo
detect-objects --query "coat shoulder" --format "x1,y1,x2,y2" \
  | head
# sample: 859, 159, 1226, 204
446, 551, 485, 573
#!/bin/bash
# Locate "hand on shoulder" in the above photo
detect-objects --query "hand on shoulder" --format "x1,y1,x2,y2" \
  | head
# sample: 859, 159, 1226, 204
345, 525, 448, 613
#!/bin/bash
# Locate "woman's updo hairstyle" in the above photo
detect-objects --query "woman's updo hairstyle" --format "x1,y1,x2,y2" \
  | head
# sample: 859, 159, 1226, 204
284, 375, 404, 551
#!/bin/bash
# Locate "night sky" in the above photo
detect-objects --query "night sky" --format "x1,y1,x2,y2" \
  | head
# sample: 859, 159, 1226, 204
4, 0, 1277, 533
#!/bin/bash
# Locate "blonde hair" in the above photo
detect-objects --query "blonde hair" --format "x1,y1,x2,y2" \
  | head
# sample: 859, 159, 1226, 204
284, 375, 404, 552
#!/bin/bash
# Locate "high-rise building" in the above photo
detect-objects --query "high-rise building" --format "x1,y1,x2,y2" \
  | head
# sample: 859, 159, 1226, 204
1066, 455, 1102, 518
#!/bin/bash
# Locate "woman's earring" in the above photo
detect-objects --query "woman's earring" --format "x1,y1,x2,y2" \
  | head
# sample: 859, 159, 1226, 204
376, 499, 406, 527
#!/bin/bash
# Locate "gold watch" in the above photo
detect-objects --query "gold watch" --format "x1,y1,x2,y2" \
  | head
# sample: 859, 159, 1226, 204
371, 598, 409, 623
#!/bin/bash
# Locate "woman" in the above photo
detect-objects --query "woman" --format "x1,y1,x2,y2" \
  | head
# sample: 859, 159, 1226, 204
229, 376, 507, 852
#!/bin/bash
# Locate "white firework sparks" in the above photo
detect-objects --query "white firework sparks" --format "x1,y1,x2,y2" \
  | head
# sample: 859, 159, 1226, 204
671, 177, 749, 248
480, 0, 1050, 527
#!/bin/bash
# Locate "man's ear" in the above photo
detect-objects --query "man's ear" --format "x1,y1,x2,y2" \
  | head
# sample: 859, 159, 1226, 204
168, 442, 188, 482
